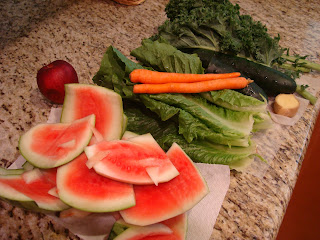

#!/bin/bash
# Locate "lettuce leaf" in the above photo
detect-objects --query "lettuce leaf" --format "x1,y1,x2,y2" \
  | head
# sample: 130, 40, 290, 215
140, 96, 250, 146
92, 46, 141, 99
131, 38, 204, 74
200, 89, 267, 112
123, 101, 259, 169
92, 40, 268, 169
149, 93, 254, 138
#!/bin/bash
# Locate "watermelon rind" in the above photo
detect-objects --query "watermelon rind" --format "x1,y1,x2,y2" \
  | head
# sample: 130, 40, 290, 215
22, 161, 35, 171
121, 114, 128, 137
56, 154, 136, 213
108, 220, 131, 240
19, 114, 95, 169
162, 213, 188, 240
120, 143, 209, 226
0, 167, 25, 176
108, 214, 188, 240
121, 131, 139, 140
0, 174, 68, 212
0, 175, 33, 201
60, 84, 124, 141
35, 198, 70, 212
112, 223, 172, 240
0, 169, 70, 212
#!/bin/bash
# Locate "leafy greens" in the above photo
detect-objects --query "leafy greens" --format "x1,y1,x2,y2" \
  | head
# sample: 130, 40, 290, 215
152, 0, 320, 74
93, 39, 269, 170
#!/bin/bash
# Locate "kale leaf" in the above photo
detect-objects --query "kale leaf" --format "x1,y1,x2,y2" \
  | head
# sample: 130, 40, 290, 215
153, 0, 285, 66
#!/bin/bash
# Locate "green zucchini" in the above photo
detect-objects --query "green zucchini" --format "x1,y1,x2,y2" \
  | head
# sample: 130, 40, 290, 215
206, 53, 268, 102
194, 50, 297, 96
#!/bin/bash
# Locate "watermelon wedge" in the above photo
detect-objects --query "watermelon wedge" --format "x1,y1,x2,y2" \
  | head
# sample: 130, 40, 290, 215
108, 220, 172, 240
108, 214, 187, 240
56, 153, 135, 212
60, 84, 123, 141
120, 143, 209, 226
0, 168, 69, 211
85, 134, 179, 185
0, 175, 32, 202
159, 213, 188, 240
19, 114, 95, 169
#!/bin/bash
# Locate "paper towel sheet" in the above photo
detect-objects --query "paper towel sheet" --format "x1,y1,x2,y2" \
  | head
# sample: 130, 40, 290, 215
187, 164, 230, 240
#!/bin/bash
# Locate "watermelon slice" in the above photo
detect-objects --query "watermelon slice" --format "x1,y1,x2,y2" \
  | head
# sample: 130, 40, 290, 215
108, 214, 187, 240
109, 220, 172, 240
60, 84, 123, 141
119, 143, 208, 226
56, 153, 135, 212
0, 168, 69, 211
19, 114, 95, 169
0, 175, 32, 202
159, 213, 188, 240
85, 134, 179, 185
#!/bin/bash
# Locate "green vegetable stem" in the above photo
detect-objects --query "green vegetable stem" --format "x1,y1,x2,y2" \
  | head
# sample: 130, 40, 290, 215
281, 54, 320, 72
296, 85, 318, 105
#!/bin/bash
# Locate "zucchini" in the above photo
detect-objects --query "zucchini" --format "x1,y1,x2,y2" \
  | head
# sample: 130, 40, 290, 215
194, 50, 297, 96
206, 53, 268, 102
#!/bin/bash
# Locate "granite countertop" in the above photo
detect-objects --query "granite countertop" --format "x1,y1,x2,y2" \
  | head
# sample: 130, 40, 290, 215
1, 0, 320, 239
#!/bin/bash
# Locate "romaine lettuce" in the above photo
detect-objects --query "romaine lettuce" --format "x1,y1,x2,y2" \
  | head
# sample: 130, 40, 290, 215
92, 40, 269, 169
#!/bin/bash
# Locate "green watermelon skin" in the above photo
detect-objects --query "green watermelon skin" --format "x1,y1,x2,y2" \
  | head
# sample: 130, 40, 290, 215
120, 143, 208, 226
110, 222, 172, 240
19, 114, 95, 169
0, 167, 25, 176
108, 214, 187, 240
56, 153, 136, 213
60, 84, 124, 141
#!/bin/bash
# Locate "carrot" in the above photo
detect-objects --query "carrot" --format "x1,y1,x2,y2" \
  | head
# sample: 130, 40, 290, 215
130, 69, 241, 84
133, 77, 253, 94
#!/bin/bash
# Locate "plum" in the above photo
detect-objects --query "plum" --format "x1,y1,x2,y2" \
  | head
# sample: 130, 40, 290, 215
37, 60, 78, 104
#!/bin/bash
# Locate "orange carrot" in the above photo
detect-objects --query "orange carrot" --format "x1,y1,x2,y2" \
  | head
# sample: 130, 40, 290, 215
133, 77, 253, 94
130, 69, 241, 84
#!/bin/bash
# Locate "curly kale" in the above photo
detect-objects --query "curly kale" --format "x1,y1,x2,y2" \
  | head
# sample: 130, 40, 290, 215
153, 0, 285, 66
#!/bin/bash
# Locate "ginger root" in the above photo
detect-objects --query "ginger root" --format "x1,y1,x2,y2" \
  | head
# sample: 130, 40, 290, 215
273, 94, 300, 118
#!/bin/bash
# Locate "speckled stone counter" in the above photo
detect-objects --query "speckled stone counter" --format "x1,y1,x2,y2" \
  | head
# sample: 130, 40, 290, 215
1, 0, 320, 239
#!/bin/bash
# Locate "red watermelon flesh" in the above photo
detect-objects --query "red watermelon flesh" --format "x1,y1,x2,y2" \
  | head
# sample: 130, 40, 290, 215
85, 134, 179, 185
119, 143, 208, 226
56, 153, 135, 212
19, 114, 95, 169
0, 168, 69, 211
60, 84, 123, 141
